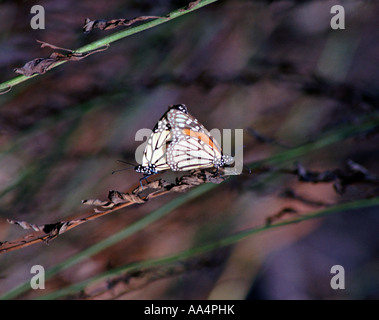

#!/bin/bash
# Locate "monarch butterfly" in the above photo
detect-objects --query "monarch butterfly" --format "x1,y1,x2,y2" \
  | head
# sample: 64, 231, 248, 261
135, 104, 234, 180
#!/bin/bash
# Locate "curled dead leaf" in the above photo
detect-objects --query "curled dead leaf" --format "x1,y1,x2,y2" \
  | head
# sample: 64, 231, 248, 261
14, 40, 109, 77
7, 219, 45, 232
83, 16, 162, 33
14, 56, 61, 77
265, 208, 298, 225
1, 169, 230, 254
0, 86, 12, 95
82, 199, 109, 206
179, 0, 201, 12
83, 169, 228, 211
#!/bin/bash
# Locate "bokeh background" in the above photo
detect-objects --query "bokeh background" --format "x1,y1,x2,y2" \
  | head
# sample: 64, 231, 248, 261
0, 0, 379, 299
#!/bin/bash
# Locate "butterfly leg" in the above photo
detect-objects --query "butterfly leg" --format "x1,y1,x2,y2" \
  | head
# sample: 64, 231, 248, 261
211, 166, 226, 182
213, 166, 220, 177
139, 174, 152, 189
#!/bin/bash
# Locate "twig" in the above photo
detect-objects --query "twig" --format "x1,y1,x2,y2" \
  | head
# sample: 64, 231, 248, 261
85, 254, 221, 300
83, 16, 163, 33
14, 41, 109, 77
283, 160, 379, 194
279, 189, 333, 207
0, 169, 222, 254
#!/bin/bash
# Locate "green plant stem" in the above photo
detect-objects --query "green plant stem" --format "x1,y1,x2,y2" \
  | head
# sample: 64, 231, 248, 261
38, 196, 379, 300
0, 0, 219, 93
250, 114, 379, 169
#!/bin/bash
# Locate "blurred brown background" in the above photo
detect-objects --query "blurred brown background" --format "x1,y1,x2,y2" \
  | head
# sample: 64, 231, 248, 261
0, 0, 379, 299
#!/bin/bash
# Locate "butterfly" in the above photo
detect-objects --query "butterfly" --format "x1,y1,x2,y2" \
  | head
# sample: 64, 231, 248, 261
135, 104, 234, 181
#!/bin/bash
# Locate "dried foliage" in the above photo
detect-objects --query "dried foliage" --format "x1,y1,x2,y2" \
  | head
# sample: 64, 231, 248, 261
286, 160, 379, 194
76, 254, 221, 299
2, 154, 377, 255
83, 16, 162, 33
1, 0, 379, 300
0, 169, 224, 254
265, 207, 298, 225
181, 0, 201, 11
14, 41, 109, 77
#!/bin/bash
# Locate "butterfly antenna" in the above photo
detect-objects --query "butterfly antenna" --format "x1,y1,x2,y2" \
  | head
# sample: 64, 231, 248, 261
116, 160, 137, 167
112, 167, 133, 174
112, 160, 137, 174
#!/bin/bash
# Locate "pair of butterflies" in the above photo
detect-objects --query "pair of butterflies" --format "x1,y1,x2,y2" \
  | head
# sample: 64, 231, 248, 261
135, 104, 234, 181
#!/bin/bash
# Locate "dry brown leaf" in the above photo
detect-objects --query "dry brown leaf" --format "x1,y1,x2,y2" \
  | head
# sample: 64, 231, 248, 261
179, 0, 201, 12
265, 208, 299, 226
14, 40, 109, 77
14, 56, 62, 77
83, 16, 162, 33
1, 169, 229, 254
36, 40, 73, 52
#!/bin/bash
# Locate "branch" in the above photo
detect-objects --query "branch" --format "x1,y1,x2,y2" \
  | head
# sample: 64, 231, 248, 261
13, 41, 109, 77
0, 169, 221, 254
0, 0, 219, 93
283, 160, 379, 194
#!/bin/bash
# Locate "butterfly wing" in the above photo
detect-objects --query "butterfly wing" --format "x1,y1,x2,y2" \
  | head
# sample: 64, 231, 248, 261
165, 105, 224, 171
136, 104, 233, 176
167, 132, 222, 171
137, 112, 173, 174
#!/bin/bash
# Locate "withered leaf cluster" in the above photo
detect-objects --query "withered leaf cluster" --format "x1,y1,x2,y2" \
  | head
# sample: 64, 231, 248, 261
14, 40, 108, 77
0, 169, 225, 254
83, 169, 225, 211
13, 13, 169, 77
83, 16, 162, 33
179, 0, 201, 11
292, 160, 379, 194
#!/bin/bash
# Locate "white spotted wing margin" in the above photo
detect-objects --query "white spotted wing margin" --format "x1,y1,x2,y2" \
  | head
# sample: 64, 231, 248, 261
135, 119, 171, 176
